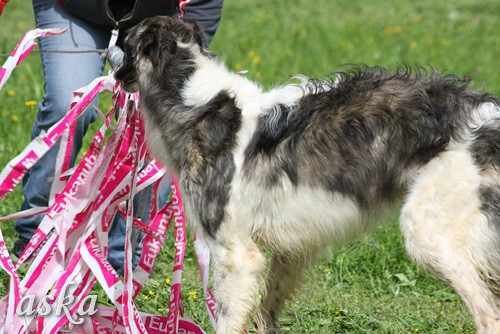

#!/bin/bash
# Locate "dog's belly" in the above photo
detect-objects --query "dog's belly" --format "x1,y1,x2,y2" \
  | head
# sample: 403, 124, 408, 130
229, 179, 377, 254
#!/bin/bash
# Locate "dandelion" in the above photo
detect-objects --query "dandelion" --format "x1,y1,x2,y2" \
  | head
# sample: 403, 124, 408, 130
383, 25, 402, 36
148, 290, 155, 296
412, 328, 420, 333
7, 89, 15, 96
440, 38, 452, 47
251, 55, 261, 65
165, 278, 171, 284
11, 115, 20, 122
234, 63, 242, 71
248, 51, 261, 66
410, 41, 418, 49
187, 291, 198, 299
143, 295, 149, 300
25, 100, 37, 108
255, 71, 262, 79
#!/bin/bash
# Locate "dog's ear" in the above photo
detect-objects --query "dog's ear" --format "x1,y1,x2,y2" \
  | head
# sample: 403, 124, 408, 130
140, 34, 179, 69
139, 35, 162, 68
180, 18, 205, 47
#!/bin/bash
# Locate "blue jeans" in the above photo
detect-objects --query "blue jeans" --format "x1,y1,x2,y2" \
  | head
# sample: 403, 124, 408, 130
17, 0, 149, 270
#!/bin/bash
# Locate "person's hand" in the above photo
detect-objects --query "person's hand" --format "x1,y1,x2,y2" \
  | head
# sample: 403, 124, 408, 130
108, 45, 124, 70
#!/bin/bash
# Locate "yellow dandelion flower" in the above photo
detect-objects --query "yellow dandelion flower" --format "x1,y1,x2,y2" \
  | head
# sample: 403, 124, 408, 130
148, 290, 155, 296
252, 55, 261, 65
165, 278, 171, 284
7, 89, 15, 96
25, 100, 37, 108
187, 291, 198, 299
440, 39, 452, 47
383, 25, 402, 36
143, 295, 149, 300
255, 71, 262, 79
410, 41, 418, 49
248, 51, 256, 59
11, 115, 20, 122
234, 63, 242, 71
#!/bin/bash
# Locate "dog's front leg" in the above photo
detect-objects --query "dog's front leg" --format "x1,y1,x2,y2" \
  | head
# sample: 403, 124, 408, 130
211, 239, 266, 333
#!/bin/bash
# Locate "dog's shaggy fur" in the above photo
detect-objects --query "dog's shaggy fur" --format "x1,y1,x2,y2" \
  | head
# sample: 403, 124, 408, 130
115, 16, 500, 334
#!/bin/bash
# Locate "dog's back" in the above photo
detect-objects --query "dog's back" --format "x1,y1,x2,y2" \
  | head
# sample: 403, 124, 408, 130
244, 67, 499, 205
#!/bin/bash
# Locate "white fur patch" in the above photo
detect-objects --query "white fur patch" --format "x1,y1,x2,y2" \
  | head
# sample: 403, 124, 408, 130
469, 102, 500, 129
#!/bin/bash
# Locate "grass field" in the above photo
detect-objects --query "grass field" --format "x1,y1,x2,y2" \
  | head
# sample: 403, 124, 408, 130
1, 0, 500, 333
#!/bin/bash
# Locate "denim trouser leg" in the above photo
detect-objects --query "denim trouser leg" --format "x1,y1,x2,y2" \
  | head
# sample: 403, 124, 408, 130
18, 0, 170, 271
107, 176, 172, 271
108, 186, 151, 272
16, 1, 109, 239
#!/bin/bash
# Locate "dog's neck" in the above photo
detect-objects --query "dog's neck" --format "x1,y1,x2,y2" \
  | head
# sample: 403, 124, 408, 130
138, 49, 256, 178
180, 52, 263, 110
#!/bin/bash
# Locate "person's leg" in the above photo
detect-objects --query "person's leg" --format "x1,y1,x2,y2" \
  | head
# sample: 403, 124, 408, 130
107, 176, 172, 273
107, 187, 152, 273
15, 0, 110, 255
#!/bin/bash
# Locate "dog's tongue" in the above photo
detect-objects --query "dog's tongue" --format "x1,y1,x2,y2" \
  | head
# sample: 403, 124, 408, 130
107, 45, 124, 69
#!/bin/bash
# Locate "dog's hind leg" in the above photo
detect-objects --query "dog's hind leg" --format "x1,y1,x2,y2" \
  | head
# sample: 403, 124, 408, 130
256, 253, 311, 334
400, 148, 500, 333
211, 239, 266, 334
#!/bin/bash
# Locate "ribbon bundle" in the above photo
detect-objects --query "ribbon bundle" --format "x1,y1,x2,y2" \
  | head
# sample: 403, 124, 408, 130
0, 28, 217, 333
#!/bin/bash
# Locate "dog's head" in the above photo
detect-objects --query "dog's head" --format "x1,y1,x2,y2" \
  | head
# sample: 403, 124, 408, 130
114, 16, 205, 92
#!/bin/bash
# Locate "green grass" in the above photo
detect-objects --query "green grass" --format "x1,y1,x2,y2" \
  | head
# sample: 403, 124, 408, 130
2, 0, 500, 332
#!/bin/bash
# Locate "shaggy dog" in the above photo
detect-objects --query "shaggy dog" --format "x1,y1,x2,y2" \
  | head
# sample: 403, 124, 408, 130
114, 16, 500, 334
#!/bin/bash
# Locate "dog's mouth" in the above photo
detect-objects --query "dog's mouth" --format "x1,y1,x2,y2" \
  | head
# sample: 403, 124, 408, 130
114, 66, 139, 93
120, 80, 139, 93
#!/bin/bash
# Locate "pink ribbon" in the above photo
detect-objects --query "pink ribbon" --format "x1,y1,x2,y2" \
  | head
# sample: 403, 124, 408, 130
0, 28, 222, 334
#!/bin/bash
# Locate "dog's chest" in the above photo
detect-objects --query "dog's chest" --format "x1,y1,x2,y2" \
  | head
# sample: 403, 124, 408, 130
141, 110, 174, 171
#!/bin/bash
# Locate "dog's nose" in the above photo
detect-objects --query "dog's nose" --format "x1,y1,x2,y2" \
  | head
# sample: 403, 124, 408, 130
107, 45, 124, 69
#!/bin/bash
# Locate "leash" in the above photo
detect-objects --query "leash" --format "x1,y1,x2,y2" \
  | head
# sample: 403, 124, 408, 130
0, 49, 108, 58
